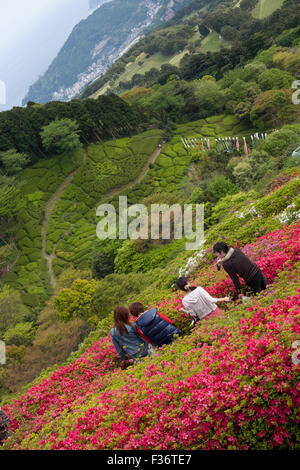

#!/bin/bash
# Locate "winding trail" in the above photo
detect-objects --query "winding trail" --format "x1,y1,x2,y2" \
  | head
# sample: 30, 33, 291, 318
100, 145, 162, 202
41, 145, 163, 288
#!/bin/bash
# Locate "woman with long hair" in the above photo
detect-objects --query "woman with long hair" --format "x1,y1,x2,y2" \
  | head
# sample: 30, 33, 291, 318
110, 306, 149, 362
176, 277, 230, 324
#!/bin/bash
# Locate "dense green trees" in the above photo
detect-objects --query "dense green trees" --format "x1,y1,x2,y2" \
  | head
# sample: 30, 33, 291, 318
92, 252, 115, 279
81, 0, 300, 105
92, 272, 150, 319
0, 286, 30, 338
0, 149, 30, 176
3, 322, 36, 347
205, 175, 239, 203
54, 279, 99, 326
240, 0, 258, 10
175, 0, 299, 82
195, 79, 225, 118
53, 272, 150, 324
0, 94, 140, 160
143, 27, 192, 57
250, 89, 298, 129
40, 119, 82, 155
258, 68, 295, 91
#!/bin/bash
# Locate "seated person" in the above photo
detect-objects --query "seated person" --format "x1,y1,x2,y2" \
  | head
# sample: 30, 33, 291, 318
110, 306, 149, 362
129, 302, 182, 348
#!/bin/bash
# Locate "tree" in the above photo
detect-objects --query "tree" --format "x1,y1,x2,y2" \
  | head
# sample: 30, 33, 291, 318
232, 83, 261, 122
263, 126, 300, 156
234, 100, 253, 123
3, 322, 36, 346
92, 252, 115, 280
248, 150, 276, 181
276, 26, 300, 47
205, 175, 239, 203
243, 63, 266, 81
250, 89, 298, 129
40, 118, 82, 155
195, 80, 225, 118
0, 244, 16, 278
54, 279, 99, 325
0, 149, 30, 175
233, 160, 253, 189
0, 286, 29, 338
240, 0, 258, 10
258, 68, 295, 91
198, 23, 210, 38
93, 272, 149, 319
143, 89, 185, 124
273, 49, 300, 79
220, 26, 238, 41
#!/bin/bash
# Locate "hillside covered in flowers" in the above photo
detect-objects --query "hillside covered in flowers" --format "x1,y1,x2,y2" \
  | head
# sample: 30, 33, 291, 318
2, 170, 299, 450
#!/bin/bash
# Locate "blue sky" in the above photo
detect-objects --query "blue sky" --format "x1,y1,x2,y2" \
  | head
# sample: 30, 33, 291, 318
0, 0, 90, 110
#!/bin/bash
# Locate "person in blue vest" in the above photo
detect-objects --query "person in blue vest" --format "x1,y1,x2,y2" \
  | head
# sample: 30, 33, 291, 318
110, 306, 149, 363
129, 302, 182, 348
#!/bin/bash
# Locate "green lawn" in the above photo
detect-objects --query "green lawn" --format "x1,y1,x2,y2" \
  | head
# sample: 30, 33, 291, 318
252, 0, 284, 19
93, 52, 174, 97
92, 27, 230, 97
201, 32, 227, 53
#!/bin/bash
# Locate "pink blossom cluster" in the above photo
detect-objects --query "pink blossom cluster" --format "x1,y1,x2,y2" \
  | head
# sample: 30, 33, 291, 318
197, 221, 300, 298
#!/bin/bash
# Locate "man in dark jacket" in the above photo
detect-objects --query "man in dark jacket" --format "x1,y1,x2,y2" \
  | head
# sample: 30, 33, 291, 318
129, 302, 182, 348
213, 242, 267, 297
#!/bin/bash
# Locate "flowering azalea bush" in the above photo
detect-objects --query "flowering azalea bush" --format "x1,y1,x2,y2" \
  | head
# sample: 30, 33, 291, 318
2, 218, 299, 450
264, 169, 298, 195
156, 221, 300, 327
204, 176, 299, 246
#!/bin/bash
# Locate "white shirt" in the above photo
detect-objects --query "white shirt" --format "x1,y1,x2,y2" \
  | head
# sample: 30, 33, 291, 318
182, 287, 219, 320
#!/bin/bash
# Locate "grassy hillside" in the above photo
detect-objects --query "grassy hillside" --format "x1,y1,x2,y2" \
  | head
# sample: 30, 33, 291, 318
3, 115, 250, 306
23, 0, 192, 104
2, 170, 299, 449
3, 149, 84, 308
252, 0, 285, 19
3, 130, 163, 307
0, 0, 299, 451
82, 0, 292, 99
92, 27, 230, 98
1, 109, 299, 397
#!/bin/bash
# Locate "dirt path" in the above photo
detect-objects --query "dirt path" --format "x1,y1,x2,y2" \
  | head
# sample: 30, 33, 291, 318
100, 145, 162, 202
41, 149, 88, 288
41, 145, 162, 288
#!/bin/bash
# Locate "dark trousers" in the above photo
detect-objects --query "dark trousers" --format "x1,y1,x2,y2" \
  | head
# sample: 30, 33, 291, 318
247, 269, 267, 294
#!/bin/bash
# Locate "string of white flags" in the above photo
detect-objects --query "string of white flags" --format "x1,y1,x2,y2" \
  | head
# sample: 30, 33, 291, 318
181, 132, 273, 156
